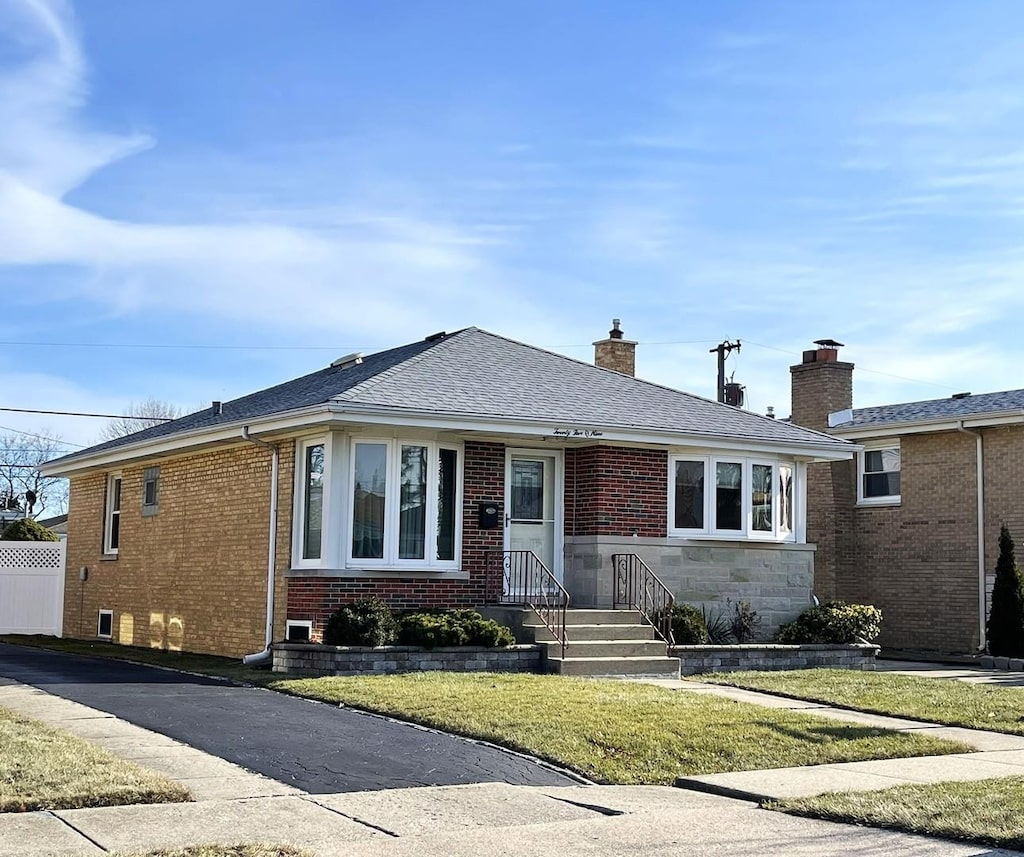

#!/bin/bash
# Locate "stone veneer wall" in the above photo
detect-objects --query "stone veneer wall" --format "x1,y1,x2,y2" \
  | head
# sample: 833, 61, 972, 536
273, 643, 543, 676
564, 535, 815, 636
675, 644, 878, 675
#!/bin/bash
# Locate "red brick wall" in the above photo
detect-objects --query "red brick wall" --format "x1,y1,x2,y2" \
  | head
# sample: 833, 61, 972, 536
566, 446, 667, 537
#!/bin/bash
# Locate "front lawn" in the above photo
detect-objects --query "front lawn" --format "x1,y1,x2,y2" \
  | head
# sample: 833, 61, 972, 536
699, 668, 1024, 734
270, 672, 969, 785
0, 706, 190, 812
773, 776, 1024, 852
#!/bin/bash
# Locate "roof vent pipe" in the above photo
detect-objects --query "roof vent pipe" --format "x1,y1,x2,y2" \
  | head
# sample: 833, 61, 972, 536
212, 401, 222, 416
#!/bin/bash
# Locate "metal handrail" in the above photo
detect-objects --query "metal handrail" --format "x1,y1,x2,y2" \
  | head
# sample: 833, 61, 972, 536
611, 553, 675, 646
486, 550, 570, 658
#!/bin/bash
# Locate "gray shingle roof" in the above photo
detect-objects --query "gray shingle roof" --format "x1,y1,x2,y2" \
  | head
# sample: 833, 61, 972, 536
49, 327, 848, 468
833, 388, 1024, 430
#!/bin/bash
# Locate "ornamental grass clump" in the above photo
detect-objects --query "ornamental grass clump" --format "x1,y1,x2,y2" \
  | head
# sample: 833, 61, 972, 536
987, 525, 1024, 658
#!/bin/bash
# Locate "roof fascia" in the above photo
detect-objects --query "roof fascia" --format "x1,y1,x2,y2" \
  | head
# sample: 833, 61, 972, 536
830, 411, 1024, 439
40, 405, 334, 477
326, 404, 855, 461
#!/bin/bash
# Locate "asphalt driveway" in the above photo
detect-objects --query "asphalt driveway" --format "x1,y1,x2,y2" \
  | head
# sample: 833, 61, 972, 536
0, 643, 579, 793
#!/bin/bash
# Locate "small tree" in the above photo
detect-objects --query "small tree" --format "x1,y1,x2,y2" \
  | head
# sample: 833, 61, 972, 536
100, 398, 183, 441
987, 525, 1024, 657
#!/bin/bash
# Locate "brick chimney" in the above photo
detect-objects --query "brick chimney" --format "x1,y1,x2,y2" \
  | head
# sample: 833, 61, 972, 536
790, 339, 853, 431
594, 319, 636, 376
789, 339, 855, 602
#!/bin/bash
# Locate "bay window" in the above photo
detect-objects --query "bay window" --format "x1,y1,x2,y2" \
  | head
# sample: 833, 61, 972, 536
669, 455, 799, 541
295, 432, 462, 570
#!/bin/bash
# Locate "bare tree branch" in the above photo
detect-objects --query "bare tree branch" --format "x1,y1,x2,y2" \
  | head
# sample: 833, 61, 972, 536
0, 432, 69, 518
100, 398, 183, 441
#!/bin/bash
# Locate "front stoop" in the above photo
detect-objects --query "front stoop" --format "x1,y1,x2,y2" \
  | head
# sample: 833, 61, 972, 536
523, 608, 679, 679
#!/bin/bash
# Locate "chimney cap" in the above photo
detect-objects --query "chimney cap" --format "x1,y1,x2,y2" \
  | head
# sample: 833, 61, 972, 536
609, 318, 623, 339
813, 338, 844, 349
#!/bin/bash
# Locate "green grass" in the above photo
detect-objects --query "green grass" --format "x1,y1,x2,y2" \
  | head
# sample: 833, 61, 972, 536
0, 706, 191, 812
698, 668, 1024, 734
773, 776, 1024, 852
268, 672, 970, 784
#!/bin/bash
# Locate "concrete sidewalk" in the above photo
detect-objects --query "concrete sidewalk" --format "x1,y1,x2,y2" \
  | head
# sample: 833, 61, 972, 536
638, 676, 1024, 801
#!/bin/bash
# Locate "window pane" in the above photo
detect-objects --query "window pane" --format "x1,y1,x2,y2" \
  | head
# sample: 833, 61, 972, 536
399, 445, 427, 560
302, 444, 324, 560
511, 460, 544, 521
865, 448, 900, 474
779, 465, 794, 536
144, 480, 157, 506
865, 471, 901, 497
437, 448, 457, 561
352, 444, 387, 559
752, 464, 773, 532
674, 460, 704, 529
715, 462, 743, 531
112, 478, 121, 512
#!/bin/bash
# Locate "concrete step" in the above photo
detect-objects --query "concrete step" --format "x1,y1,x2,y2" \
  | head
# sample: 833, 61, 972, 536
560, 609, 646, 625
526, 623, 657, 642
547, 655, 681, 678
545, 639, 669, 659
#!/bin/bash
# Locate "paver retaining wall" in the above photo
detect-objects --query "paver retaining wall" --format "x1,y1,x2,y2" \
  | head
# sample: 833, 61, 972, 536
674, 643, 878, 675
273, 642, 543, 676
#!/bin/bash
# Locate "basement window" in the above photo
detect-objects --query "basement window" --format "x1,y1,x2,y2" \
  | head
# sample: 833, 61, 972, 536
97, 610, 113, 639
285, 620, 313, 643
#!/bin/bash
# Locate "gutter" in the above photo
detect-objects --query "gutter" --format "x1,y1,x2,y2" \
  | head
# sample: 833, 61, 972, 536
241, 426, 280, 666
957, 421, 986, 651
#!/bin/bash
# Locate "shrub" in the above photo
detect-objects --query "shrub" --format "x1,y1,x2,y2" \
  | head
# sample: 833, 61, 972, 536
663, 604, 709, 645
0, 518, 59, 542
775, 601, 882, 644
730, 599, 763, 643
988, 524, 1024, 657
323, 598, 399, 647
398, 609, 515, 649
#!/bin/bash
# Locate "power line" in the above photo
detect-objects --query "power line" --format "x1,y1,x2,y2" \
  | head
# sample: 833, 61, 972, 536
0, 407, 173, 421
0, 425, 85, 447
0, 340, 355, 352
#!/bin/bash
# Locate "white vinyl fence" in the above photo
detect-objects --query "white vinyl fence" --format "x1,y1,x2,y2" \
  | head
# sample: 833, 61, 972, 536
0, 540, 66, 636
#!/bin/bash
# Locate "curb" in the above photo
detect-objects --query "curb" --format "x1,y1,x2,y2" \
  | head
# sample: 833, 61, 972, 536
673, 776, 769, 804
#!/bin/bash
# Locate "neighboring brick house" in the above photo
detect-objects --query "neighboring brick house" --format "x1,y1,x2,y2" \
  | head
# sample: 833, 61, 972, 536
42, 324, 852, 660
791, 340, 1024, 653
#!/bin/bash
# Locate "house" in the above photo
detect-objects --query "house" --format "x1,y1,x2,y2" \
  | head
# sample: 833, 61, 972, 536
790, 340, 1023, 653
37, 514, 69, 540
41, 323, 852, 662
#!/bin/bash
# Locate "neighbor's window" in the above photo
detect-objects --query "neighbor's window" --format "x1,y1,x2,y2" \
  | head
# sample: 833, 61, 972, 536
142, 466, 160, 517
350, 439, 461, 568
669, 456, 798, 541
104, 474, 122, 554
860, 443, 901, 503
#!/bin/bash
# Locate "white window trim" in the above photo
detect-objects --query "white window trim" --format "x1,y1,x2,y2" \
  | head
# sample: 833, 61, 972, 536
97, 609, 113, 639
857, 439, 901, 506
103, 473, 122, 556
293, 436, 331, 569
667, 454, 799, 542
347, 437, 463, 571
285, 619, 313, 642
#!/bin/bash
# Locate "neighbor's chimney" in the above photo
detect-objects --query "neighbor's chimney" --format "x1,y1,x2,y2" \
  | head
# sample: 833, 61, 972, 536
790, 339, 853, 432
594, 318, 637, 376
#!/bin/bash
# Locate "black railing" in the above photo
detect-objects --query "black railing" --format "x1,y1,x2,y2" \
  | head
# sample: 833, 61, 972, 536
486, 550, 569, 658
611, 553, 675, 646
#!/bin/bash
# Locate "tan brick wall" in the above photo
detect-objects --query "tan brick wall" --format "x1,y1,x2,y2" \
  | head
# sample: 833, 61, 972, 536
841, 431, 979, 652
64, 441, 295, 658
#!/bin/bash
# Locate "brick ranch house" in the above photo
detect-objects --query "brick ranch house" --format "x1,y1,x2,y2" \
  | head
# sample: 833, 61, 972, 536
791, 339, 1024, 653
42, 324, 852, 660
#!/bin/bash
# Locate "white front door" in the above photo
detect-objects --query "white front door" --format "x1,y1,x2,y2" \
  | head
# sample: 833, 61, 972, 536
504, 449, 562, 587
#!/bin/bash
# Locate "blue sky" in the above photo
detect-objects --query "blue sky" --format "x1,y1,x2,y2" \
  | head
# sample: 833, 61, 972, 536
3, 0, 1024, 450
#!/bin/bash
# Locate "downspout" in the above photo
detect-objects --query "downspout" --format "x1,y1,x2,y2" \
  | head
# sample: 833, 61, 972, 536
957, 422, 986, 651
241, 426, 279, 665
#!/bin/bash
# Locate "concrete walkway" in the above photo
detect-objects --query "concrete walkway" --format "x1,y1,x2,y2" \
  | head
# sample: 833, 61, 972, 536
2, 675, 1017, 856
638, 675, 1024, 802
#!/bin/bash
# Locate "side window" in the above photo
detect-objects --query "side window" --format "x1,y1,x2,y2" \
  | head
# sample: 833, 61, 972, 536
104, 474, 122, 554
860, 444, 901, 504
142, 467, 161, 517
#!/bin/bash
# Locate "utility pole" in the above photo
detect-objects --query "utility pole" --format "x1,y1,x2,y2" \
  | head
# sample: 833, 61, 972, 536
709, 340, 741, 403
